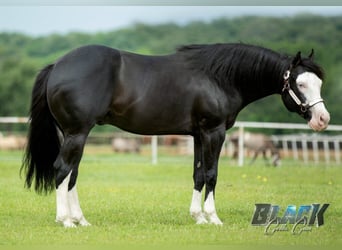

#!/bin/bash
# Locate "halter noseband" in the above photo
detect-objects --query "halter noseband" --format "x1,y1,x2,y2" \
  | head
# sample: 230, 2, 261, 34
282, 70, 324, 113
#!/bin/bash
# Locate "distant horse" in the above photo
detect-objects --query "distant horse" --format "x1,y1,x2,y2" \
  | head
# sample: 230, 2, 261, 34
21, 43, 330, 227
0, 133, 26, 150
229, 131, 281, 166
112, 137, 140, 153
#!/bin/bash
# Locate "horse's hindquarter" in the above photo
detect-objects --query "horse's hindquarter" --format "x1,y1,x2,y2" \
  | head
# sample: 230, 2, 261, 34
47, 45, 122, 132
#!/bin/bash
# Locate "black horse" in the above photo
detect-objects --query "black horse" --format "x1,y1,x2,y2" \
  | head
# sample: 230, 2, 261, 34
21, 43, 330, 227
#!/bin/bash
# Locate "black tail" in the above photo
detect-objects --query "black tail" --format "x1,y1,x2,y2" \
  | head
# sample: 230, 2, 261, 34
21, 64, 60, 194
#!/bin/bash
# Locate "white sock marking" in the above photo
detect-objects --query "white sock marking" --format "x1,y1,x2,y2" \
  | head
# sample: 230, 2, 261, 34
204, 191, 223, 225
56, 171, 75, 227
190, 189, 208, 224
68, 186, 90, 226
55, 172, 90, 227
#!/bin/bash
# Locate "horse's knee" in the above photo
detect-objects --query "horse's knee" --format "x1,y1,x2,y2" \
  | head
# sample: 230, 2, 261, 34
193, 167, 205, 191
205, 168, 217, 187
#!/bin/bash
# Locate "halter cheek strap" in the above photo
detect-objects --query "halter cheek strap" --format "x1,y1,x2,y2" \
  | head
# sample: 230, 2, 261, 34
282, 70, 324, 112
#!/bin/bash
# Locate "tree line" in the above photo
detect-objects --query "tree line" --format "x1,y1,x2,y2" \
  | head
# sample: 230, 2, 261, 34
1, 14, 341, 131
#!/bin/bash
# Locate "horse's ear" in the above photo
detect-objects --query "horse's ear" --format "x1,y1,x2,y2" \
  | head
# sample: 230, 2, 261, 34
292, 51, 302, 67
308, 49, 314, 60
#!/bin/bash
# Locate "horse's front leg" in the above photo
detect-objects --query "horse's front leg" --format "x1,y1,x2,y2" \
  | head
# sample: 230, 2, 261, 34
202, 126, 226, 225
190, 135, 208, 224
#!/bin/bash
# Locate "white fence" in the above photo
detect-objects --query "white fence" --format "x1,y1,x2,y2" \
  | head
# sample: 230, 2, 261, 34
271, 134, 341, 165
0, 117, 29, 123
233, 122, 342, 166
1, 117, 342, 165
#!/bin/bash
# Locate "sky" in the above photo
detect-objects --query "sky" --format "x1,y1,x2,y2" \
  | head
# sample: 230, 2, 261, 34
0, 6, 342, 36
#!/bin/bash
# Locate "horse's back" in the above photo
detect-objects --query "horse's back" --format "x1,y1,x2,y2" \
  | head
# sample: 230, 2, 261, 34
45, 45, 230, 135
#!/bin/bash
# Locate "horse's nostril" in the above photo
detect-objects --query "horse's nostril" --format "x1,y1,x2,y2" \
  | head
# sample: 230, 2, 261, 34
319, 112, 330, 127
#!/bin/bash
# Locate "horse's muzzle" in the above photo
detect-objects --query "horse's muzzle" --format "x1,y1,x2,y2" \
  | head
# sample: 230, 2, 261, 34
308, 110, 330, 131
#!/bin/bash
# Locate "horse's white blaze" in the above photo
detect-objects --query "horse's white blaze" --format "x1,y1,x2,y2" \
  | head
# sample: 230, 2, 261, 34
190, 189, 208, 224
203, 191, 223, 225
296, 72, 330, 131
56, 171, 75, 227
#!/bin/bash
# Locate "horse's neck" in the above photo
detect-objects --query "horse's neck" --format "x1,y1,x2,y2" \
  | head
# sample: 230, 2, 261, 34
235, 56, 290, 107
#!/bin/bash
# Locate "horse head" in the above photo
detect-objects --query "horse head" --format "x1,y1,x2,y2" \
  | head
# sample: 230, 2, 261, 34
281, 50, 330, 131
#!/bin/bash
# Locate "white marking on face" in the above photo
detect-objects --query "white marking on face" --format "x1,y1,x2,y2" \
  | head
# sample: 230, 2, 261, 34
296, 72, 330, 131
296, 72, 322, 103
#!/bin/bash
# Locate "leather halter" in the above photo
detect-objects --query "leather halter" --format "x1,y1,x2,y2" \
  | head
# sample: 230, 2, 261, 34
282, 70, 324, 113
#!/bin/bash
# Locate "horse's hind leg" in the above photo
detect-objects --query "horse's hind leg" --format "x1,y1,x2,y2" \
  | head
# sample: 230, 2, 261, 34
54, 133, 90, 227
68, 184, 90, 226
249, 151, 259, 165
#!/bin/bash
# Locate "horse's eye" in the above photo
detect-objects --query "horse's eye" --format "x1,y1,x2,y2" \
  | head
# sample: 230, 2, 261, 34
297, 83, 306, 89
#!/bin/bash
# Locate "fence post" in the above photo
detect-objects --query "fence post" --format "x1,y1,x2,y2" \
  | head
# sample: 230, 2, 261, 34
312, 137, 319, 164
333, 139, 340, 164
151, 135, 158, 165
238, 125, 244, 167
301, 136, 308, 164
282, 138, 289, 158
323, 140, 330, 165
187, 136, 193, 155
291, 137, 299, 160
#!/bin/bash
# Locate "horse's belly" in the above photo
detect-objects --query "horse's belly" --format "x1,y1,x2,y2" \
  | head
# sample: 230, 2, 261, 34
109, 113, 193, 135
105, 98, 193, 135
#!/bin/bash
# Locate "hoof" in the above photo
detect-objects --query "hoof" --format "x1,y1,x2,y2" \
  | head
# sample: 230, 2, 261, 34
78, 217, 91, 227
206, 213, 223, 225
191, 211, 208, 224
56, 217, 77, 228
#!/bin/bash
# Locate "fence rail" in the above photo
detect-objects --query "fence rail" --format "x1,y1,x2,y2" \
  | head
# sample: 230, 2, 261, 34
233, 121, 342, 166
271, 134, 341, 165
1, 117, 342, 165
0, 117, 29, 123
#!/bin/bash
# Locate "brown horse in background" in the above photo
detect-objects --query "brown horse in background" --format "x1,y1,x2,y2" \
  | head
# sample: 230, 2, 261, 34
229, 131, 281, 166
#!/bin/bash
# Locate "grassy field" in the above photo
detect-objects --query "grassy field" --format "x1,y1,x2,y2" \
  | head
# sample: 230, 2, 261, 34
0, 146, 341, 249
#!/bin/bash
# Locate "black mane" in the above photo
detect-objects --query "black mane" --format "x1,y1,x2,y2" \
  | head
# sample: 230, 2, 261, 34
178, 43, 290, 95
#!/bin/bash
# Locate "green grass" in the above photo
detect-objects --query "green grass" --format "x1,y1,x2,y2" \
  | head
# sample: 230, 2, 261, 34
0, 147, 341, 248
